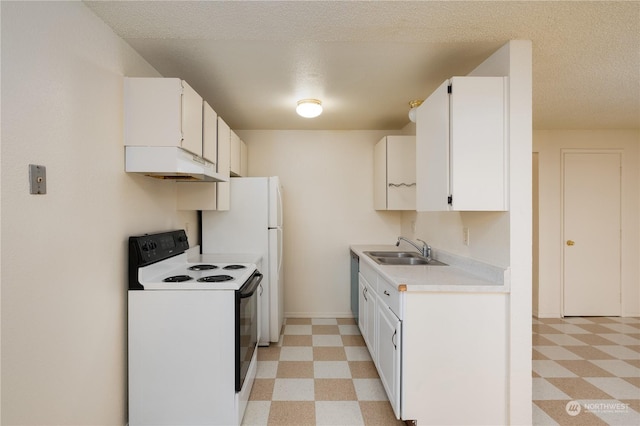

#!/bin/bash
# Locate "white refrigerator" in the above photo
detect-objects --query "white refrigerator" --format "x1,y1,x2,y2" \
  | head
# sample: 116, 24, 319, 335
202, 177, 283, 346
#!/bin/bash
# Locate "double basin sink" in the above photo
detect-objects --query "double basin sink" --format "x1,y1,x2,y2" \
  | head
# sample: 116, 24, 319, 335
364, 251, 447, 266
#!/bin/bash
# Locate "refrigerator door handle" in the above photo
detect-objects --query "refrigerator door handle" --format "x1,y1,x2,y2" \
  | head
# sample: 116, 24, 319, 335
277, 183, 283, 227
278, 227, 283, 273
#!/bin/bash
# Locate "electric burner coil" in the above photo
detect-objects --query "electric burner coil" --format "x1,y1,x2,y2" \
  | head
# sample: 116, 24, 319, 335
188, 264, 218, 271
223, 265, 246, 270
197, 275, 234, 283
163, 275, 193, 283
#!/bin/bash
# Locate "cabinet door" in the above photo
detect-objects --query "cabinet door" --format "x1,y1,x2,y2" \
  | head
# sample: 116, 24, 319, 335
180, 80, 204, 157
216, 117, 231, 211
386, 136, 416, 210
123, 78, 204, 156
230, 130, 241, 177
358, 277, 367, 337
358, 275, 376, 357
416, 80, 450, 211
374, 136, 416, 211
124, 77, 183, 148
365, 281, 377, 358
449, 77, 506, 211
202, 101, 218, 166
416, 77, 507, 211
373, 137, 387, 210
376, 301, 401, 419
240, 140, 248, 177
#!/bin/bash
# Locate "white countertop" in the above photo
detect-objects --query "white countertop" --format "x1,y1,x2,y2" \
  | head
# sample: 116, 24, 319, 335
350, 244, 510, 293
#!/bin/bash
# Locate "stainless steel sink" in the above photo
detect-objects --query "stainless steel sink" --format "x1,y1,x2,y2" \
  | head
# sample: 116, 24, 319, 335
364, 251, 448, 266
366, 251, 422, 258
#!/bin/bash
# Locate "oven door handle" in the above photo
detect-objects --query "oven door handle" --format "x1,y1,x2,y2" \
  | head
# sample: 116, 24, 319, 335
239, 272, 263, 299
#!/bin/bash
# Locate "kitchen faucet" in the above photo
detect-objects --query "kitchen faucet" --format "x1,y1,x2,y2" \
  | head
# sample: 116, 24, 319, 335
396, 236, 431, 260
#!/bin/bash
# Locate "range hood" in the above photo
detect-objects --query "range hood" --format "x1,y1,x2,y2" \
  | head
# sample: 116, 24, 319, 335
125, 146, 228, 182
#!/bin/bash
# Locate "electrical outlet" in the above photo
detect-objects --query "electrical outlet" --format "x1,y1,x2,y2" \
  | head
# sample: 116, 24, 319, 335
463, 227, 470, 246
411, 221, 416, 232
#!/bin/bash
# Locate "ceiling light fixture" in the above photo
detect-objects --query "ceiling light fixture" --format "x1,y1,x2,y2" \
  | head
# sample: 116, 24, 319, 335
296, 99, 323, 118
408, 99, 424, 123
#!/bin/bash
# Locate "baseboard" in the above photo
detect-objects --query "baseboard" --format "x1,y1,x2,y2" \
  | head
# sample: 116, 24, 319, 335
285, 312, 354, 319
535, 312, 639, 318
534, 312, 562, 319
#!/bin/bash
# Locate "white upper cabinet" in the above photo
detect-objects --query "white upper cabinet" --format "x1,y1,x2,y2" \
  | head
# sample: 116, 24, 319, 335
124, 78, 203, 156
230, 131, 248, 177
215, 117, 232, 211
374, 136, 416, 211
230, 130, 241, 176
416, 76, 508, 211
240, 139, 248, 177
202, 101, 218, 166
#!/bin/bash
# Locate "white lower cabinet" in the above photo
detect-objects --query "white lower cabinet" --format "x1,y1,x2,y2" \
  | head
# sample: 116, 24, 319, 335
359, 262, 401, 418
356, 258, 508, 425
375, 298, 401, 419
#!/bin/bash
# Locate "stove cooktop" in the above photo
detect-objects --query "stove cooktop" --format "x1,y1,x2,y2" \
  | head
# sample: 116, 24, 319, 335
134, 256, 256, 290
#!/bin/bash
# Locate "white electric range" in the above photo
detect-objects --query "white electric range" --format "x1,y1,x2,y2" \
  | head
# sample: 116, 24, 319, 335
128, 230, 261, 426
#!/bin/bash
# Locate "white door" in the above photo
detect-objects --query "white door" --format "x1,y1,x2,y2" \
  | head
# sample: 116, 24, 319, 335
563, 151, 621, 316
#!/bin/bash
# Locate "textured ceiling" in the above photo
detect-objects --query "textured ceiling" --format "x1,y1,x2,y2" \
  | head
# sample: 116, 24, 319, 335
85, 0, 640, 131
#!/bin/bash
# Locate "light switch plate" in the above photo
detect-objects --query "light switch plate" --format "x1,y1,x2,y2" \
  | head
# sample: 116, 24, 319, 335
29, 164, 47, 194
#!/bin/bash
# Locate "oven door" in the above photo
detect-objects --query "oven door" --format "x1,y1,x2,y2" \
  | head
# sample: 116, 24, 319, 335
236, 271, 262, 392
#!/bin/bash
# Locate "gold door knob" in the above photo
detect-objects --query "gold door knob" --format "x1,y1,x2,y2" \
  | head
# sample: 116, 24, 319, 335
566, 240, 575, 246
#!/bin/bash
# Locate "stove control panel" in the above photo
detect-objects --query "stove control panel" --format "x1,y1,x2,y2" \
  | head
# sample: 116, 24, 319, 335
129, 230, 190, 267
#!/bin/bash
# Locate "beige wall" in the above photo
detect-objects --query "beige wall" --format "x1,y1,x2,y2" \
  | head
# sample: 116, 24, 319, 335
237, 130, 403, 317
1, 2, 197, 424
533, 129, 640, 317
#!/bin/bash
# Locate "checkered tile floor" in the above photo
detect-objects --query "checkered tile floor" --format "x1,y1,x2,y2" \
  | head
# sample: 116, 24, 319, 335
533, 316, 640, 425
242, 317, 403, 426
242, 316, 639, 425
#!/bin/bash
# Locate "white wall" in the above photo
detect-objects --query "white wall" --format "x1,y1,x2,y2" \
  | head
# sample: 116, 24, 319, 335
237, 130, 403, 317
1, 2, 196, 424
534, 129, 640, 317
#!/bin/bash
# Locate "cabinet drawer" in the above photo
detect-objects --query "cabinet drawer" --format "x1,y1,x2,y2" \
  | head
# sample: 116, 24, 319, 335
360, 261, 378, 293
378, 276, 401, 318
